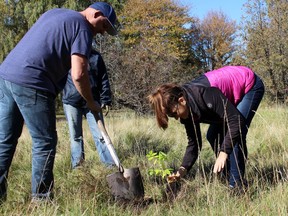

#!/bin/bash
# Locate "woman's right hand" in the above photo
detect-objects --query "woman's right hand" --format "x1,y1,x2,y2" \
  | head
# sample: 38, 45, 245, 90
167, 172, 180, 183
213, 151, 228, 173
167, 166, 187, 183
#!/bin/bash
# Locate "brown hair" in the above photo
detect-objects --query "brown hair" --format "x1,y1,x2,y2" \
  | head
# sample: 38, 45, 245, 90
147, 83, 183, 129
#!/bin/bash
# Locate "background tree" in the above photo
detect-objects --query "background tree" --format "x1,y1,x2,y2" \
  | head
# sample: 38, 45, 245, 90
0, 0, 28, 61
189, 10, 237, 71
103, 0, 193, 113
242, 0, 288, 102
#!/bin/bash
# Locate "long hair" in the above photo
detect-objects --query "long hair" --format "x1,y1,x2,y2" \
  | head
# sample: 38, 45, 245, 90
147, 83, 183, 129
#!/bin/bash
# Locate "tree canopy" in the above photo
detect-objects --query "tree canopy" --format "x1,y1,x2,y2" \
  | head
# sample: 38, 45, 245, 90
242, 0, 288, 102
190, 11, 237, 71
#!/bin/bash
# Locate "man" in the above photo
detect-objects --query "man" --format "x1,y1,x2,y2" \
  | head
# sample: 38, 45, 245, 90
0, 2, 117, 202
62, 49, 115, 169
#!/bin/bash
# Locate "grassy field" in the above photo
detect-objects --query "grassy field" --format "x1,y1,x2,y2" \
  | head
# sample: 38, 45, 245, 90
1, 104, 288, 215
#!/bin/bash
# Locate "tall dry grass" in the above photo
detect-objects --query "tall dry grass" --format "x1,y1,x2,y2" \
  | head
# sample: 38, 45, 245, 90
1, 104, 288, 215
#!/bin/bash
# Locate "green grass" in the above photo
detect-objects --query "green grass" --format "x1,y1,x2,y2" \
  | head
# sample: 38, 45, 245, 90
1, 104, 288, 215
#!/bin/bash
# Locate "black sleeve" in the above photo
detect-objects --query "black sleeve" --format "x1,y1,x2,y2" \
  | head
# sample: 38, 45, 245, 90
180, 119, 202, 172
97, 55, 112, 106
202, 87, 246, 154
89, 51, 112, 106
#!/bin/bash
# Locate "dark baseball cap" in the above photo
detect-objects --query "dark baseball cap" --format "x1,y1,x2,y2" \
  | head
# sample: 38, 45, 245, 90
89, 2, 117, 36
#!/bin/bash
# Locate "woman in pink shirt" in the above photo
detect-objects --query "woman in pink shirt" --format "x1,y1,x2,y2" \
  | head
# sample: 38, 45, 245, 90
192, 66, 264, 190
159, 66, 264, 193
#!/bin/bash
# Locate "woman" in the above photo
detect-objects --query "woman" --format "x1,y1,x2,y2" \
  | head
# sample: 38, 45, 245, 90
148, 66, 264, 190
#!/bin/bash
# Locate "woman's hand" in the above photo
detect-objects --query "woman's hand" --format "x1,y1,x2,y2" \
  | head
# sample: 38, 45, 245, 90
213, 151, 228, 173
167, 172, 180, 183
167, 167, 187, 183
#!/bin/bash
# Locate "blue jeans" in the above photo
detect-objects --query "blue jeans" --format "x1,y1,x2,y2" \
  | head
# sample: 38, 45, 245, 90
63, 103, 115, 168
207, 75, 265, 187
0, 77, 57, 201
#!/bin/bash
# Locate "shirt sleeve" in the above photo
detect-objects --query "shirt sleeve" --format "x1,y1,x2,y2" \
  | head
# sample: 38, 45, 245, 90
97, 55, 112, 105
71, 30, 92, 58
180, 118, 202, 172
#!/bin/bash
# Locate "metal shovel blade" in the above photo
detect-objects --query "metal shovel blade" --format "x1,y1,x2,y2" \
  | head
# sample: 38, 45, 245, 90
106, 167, 145, 201
92, 111, 145, 201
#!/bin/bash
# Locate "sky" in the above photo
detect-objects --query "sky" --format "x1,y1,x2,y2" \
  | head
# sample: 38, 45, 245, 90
179, 0, 247, 24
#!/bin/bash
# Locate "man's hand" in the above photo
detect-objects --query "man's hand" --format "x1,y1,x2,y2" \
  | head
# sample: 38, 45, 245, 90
101, 104, 110, 116
87, 101, 101, 113
213, 151, 228, 173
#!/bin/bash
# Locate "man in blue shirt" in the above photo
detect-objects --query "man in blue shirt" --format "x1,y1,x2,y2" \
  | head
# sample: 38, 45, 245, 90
0, 2, 117, 202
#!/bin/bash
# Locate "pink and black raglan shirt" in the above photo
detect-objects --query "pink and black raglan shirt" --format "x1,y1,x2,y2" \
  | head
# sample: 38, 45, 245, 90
205, 66, 255, 106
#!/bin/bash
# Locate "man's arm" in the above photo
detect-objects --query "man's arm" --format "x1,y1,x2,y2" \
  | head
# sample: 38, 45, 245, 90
71, 54, 101, 112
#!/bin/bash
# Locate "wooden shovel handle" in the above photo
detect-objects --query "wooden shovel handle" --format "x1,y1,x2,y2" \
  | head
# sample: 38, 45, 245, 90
92, 111, 124, 173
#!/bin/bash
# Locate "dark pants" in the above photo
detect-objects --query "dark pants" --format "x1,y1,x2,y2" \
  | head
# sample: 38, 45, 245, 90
207, 75, 265, 187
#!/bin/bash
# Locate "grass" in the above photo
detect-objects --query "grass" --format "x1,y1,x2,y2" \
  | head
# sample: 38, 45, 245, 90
1, 104, 288, 215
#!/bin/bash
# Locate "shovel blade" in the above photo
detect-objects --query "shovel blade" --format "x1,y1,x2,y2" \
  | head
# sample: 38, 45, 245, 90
106, 167, 144, 201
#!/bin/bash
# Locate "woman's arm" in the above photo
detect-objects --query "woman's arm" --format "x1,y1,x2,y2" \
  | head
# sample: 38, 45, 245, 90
180, 119, 202, 172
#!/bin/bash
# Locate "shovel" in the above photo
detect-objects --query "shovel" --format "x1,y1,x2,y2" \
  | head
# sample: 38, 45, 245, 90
93, 111, 145, 201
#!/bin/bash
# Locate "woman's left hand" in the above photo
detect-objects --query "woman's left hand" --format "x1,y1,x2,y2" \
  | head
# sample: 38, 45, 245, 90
213, 151, 228, 173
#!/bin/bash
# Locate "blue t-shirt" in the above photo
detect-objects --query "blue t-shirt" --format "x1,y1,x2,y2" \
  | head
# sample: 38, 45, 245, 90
0, 8, 93, 95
